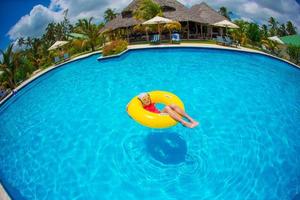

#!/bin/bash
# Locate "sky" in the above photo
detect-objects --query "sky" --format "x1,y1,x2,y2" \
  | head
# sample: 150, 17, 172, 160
0, 0, 300, 50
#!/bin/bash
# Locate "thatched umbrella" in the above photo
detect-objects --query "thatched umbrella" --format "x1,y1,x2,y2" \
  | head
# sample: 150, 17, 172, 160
48, 41, 69, 51
213, 20, 239, 36
268, 36, 284, 44
143, 16, 174, 35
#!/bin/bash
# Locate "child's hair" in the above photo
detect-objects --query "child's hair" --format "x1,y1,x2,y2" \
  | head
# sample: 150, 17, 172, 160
138, 92, 150, 104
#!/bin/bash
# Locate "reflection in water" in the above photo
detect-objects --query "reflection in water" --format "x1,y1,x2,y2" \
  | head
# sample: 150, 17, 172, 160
145, 132, 187, 165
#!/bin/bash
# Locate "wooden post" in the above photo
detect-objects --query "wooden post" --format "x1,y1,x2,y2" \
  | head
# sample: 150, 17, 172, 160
195, 23, 198, 38
187, 21, 190, 40
126, 27, 129, 42
200, 24, 203, 38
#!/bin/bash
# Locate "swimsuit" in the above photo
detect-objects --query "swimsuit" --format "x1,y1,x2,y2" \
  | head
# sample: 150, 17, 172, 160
143, 103, 160, 113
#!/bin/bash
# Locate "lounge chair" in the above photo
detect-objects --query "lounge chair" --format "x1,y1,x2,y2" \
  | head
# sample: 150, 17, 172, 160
54, 56, 60, 64
216, 36, 226, 45
63, 53, 70, 61
261, 45, 271, 53
150, 34, 160, 44
171, 33, 180, 44
224, 36, 238, 47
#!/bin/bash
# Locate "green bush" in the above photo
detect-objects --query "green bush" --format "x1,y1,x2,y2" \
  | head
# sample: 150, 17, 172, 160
287, 45, 300, 64
102, 40, 128, 57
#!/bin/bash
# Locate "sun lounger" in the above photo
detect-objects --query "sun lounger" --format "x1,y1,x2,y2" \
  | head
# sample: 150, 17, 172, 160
216, 36, 226, 45
54, 56, 60, 64
171, 33, 180, 44
261, 45, 271, 53
63, 53, 70, 61
150, 34, 160, 44
224, 36, 238, 47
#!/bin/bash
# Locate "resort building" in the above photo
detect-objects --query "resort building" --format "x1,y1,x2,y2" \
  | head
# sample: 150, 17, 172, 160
101, 0, 228, 42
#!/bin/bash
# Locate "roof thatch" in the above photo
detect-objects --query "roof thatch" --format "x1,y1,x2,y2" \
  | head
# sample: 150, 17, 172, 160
189, 2, 227, 24
101, 15, 143, 32
101, 1, 226, 32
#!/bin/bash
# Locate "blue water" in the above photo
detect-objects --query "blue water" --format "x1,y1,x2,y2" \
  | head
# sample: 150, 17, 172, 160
0, 48, 300, 200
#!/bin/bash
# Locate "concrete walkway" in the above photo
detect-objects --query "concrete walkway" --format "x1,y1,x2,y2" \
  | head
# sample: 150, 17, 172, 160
0, 184, 11, 200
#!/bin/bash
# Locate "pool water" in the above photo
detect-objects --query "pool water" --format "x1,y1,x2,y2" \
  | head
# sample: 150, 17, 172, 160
0, 48, 300, 200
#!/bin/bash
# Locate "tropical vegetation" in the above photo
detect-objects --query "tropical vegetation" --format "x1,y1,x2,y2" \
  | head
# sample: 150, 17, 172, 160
102, 40, 128, 57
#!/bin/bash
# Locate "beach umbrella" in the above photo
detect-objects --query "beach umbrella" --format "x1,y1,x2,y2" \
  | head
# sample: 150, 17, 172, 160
143, 16, 174, 35
213, 20, 239, 29
268, 36, 284, 44
213, 20, 239, 36
68, 33, 88, 40
48, 41, 69, 51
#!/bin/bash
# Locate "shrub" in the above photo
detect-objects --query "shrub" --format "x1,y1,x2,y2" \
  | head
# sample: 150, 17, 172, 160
102, 40, 128, 57
287, 45, 300, 64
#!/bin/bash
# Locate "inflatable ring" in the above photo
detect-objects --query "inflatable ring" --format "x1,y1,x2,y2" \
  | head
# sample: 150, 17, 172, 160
127, 91, 185, 128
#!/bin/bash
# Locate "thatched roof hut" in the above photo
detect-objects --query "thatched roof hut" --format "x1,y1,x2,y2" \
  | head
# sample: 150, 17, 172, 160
189, 2, 227, 24
102, 0, 190, 32
101, 0, 228, 35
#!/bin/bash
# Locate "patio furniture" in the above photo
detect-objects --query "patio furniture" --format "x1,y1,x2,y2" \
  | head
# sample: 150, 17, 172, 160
224, 36, 238, 47
171, 33, 180, 44
216, 36, 226, 45
261, 45, 271, 53
54, 56, 60, 64
64, 53, 70, 61
150, 34, 160, 44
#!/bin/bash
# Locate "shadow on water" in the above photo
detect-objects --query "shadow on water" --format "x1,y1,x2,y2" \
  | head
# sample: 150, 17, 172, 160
145, 132, 187, 165
293, 193, 300, 200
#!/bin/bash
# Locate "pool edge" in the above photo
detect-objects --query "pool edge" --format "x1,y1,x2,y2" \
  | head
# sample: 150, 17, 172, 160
0, 184, 11, 200
0, 51, 101, 106
99, 44, 300, 70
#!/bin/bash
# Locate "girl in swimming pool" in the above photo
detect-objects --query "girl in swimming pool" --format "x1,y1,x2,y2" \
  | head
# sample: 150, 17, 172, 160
138, 93, 199, 128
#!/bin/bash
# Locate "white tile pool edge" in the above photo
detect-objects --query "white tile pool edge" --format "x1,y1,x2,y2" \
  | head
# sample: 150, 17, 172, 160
99, 43, 300, 71
0, 184, 11, 200
0, 51, 101, 106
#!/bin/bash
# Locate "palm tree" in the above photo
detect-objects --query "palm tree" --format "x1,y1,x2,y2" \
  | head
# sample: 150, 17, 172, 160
278, 24, 287, 37
262, 39, 279, 54
104, 8, 117, 23
231, 20, 249, 45
0, 44, 20, 89
246, 23, 261, 45
75, 17, 101, 51
133, 24, 153, 41
286, 21, 297, 35
218, 7, 232, 20
134, 0, 162, 20
27, 38, 43, 69
268, 17, 278, 36
260, 24, 268, 38
17, 37, 25, 47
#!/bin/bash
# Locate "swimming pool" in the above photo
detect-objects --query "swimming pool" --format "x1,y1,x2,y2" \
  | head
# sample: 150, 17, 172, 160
0, 47, 299, 200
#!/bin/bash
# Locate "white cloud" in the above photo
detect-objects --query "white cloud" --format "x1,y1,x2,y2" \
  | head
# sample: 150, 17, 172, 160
7, 0, 300, 41
188, 0, 300, 28
8, 5, 62, 40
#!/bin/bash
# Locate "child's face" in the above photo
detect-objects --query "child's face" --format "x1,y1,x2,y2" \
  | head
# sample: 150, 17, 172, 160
141, 95, 151, 106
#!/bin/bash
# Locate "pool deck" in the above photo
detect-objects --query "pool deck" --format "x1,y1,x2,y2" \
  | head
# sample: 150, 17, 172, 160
0, 43, 299, 107
0, 184, 11, 200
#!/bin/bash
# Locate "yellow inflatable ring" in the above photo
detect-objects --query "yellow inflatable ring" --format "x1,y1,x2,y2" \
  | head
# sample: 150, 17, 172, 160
127, 91, 185, 128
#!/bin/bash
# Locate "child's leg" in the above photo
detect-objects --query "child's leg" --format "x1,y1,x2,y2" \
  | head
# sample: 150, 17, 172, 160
161, 106, 195, 128
169, 104, 197, 123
